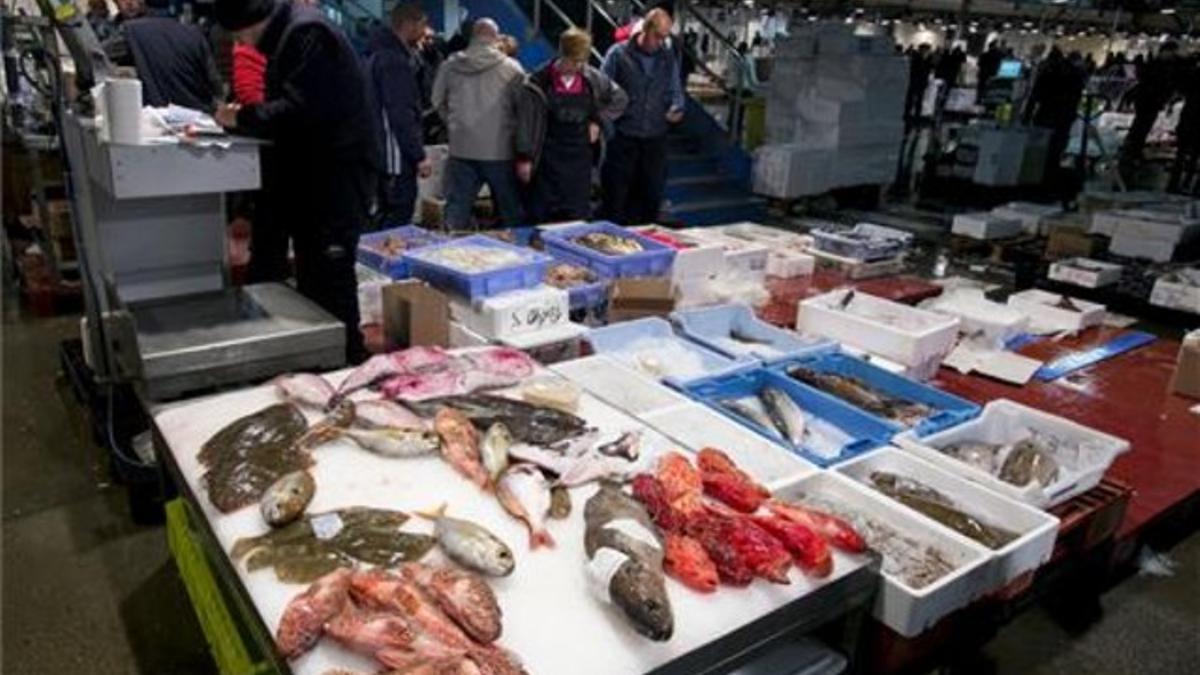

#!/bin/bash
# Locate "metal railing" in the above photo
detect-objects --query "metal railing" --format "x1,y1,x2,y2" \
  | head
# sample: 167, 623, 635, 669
528, 0, 605, 64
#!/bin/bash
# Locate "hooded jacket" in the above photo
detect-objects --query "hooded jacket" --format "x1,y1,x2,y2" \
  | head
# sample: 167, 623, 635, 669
514, 62, 628, 169
432, 40, 526, 161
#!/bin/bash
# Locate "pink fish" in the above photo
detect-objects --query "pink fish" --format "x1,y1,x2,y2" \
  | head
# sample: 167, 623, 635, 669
274, 568, 351, 659
353, 399, 429, 429
336, 347, 454, 399
273, 373, 336, 409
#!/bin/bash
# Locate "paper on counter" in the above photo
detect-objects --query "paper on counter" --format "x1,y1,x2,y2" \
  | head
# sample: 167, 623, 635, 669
944, 341, 1043, 385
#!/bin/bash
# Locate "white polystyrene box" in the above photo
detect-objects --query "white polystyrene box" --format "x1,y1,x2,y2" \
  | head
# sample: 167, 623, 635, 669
991, 202, 1063, 235
1047, 258, 1123, 289
951, 212, 1023, 240
895, 399, 1130, 508
772, 472, 994, 637
630, 226, 726, 283
447, 320, 490, 348
766, 248, 816, 278
449, 285, 569, 340
837, 447, 1060, 587
922, 288, 1028, 348
1005, 289, 1105, 334
678, 228, 770, 280
1149, 273, 1200, 314
1108, 235, 1181, 263
797, 289, 960, 380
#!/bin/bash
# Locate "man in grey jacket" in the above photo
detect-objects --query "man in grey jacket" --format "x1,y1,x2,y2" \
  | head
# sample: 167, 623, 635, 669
433, 19, 526, 228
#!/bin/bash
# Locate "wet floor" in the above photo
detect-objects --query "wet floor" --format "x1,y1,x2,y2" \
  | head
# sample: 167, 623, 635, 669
1, 297, 1196, 674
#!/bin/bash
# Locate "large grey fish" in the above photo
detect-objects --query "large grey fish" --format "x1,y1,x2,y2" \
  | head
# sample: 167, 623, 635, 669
787, 366, 931, 427
405, 394, 589, 445
260, 470, 315, 527
870, 472, 1018, 550
583, 484, 673, 641
999, 439, 1059, 487
339, 427, 439, 458
418, 504, 516, 577
759, 386, 807, 445
719, 397, 782, 439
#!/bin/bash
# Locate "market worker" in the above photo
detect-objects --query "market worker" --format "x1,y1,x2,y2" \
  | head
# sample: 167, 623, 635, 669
365, 2, 432, 226
433, 18, 526, 229
599, 8, 685, 226
514, 28, 628, 223
1121, 41, 1182, 176
212, 0, 381, 363
103, 0, 223, 112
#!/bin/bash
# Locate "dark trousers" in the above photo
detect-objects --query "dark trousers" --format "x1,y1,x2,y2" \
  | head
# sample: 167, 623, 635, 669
601, 132, 668, 226
1122, 100, 1165, 162
1170, 122, 1200, 194
444, 158, 523, 228
381, 170, 418, 226
295, 229, 364, 363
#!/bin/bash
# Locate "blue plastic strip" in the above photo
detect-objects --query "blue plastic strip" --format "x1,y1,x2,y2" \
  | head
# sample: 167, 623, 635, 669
1004, 332, 1043, 351
1033, 330, 1157, 381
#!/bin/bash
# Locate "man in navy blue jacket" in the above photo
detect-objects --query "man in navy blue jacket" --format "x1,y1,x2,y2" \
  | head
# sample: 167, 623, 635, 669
365, 3, 432, 225
600, 8, 684, 225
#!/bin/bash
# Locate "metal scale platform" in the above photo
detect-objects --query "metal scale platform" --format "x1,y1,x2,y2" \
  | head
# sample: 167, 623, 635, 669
62, 113, 343, 400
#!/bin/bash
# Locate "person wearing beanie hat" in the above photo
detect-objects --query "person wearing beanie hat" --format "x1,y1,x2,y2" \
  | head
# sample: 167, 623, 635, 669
101, 0, 222, 111
212, 0, 383, 363
513, 28, 627, 223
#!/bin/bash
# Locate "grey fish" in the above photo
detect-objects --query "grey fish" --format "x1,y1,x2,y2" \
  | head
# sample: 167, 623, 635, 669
417, 504, 516, 577
405, 394, 589, 445
760, 386, 807, 445
481, 423, 513, 481
583, 484, 673, 641
999, 439, 1059, 487
549, 485, 572, 519
870, 472, 1018, 550
198, 404, 313, 513
838, 289, 856, 309
729, 328, 773, 345
941, 441, 1002, 474
787, 366, 932, 427
260, 470, 315, 527
340, 427, 439, 458
596, 430, 641, 461
719, 397, 782, 438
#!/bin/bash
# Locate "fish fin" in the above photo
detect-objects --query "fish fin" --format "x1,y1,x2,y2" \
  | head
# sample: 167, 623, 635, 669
415, 503, 448, 522
530, 528, 555, 550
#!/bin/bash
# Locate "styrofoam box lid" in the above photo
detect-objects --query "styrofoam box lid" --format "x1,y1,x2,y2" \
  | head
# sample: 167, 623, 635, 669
1052, 257, 1123, 272
497, 321, 587, 350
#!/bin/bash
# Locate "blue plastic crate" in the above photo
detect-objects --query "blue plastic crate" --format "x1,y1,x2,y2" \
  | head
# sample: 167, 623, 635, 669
676, 366, 893, 468
585, 317, 753, 384
542, 221, 676, 278
357, 225, 448, 279
545, 254, 610, 311
402, 235, 551, 300
767, 351, 981, 437
671, 303, 832, 362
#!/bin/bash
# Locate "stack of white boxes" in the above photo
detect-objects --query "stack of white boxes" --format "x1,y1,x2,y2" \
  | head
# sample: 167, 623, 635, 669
753, 23, 908, 199
1091, 205, 1200, 262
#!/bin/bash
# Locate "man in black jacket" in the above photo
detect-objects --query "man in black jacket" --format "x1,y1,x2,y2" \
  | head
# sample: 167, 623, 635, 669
104, 0, 222, 111
213, 0, 381, 363
365, 3, 431, 226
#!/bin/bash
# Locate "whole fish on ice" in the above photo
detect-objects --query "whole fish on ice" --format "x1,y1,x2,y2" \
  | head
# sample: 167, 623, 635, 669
418, 505, 515, 577
497, 464, 555, 549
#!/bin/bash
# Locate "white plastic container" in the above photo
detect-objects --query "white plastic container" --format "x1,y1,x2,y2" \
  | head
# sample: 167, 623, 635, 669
1149, 270, 1200, 314
895, 399, 1130, 508
772, 472, 994, 637
1006, 289, 1105, 334
449, 285, 569, 340
630, 225, 726, 282
797, 289, 960, 380
951, 212, 1023, 240
922, 288, 1027, 347
718, 222, 815, 251
837, 447, 1059, 586
550, 354, 695, 417
1047, 258, 1123, 288
679, 228, 770, 279
991, 202, 1063, 235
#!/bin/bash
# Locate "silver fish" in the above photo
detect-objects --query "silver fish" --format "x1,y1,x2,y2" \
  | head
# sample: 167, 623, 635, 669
507, 443, 577, 475
340, 427, 439, 457
272, 373, 336, 409
352, 399, 427, 430
417, 505, 515, 577
260, 470, 316, 527
760, 386, 807, 446
497, 464, 555, 549
597, 430, 641, 461
481, 423, 513, 481
720, 397, 782, 438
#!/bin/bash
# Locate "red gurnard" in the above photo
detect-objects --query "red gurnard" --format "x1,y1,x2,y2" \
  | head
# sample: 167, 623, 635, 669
752, 515, 833, 578
767, 500, 867, 554
275, 568, 352, 659
696, 448, 769, 513
663, 533, 720, 593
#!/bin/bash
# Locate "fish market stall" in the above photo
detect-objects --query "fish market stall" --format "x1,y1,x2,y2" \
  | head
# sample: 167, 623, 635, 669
154, 347, 880, 675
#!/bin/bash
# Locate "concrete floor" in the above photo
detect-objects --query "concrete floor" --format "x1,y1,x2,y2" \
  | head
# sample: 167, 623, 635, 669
2, 299, 1197, 674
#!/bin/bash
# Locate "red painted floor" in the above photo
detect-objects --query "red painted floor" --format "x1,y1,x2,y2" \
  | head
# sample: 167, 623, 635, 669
934, 327, 1200, 540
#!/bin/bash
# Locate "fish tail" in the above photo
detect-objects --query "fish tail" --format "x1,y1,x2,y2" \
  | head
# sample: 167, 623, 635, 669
415, 503, 448, 521
530, 527, 556, 549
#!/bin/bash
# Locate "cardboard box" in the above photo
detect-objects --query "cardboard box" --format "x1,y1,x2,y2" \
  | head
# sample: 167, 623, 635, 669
1170, 330, 1200, 399
1045, 225, 1103, 259
608, 277, 674, 322
382, 280, 450, 349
